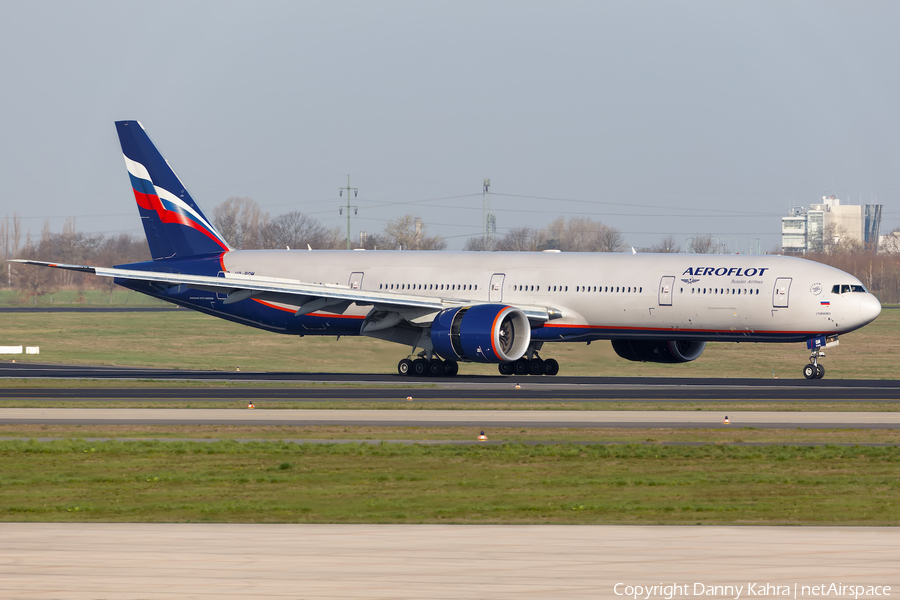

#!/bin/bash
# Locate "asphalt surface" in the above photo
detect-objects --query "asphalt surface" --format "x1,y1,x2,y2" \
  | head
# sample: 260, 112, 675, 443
2, 408, 899, 429
3, 362, 900, 401
3, 524, 897, 599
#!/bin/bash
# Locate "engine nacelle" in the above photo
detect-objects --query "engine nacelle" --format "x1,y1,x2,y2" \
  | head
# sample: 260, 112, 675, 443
611, 339, 706, 363
430, 304, 531, 363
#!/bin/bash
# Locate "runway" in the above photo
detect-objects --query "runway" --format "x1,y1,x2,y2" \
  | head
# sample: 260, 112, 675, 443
2, 524, 897, 600
3, 363, 900, 401
2, 407, 899, 428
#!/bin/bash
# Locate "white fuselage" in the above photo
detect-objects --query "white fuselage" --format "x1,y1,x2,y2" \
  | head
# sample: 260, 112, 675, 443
221, 250, 881, 344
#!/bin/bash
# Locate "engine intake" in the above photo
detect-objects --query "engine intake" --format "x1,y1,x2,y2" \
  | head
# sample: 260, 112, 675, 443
611, 339, 706, 363
431, 305, 531, 363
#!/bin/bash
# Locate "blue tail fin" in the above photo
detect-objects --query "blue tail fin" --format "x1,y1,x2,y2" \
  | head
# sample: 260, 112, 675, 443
116, 120, 231, 260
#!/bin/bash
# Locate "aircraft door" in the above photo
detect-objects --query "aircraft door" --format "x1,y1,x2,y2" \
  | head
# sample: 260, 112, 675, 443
490, 273, 505, 303
773, 277, 792, 308
348, 272, 364, 290
658, 276, 674, 306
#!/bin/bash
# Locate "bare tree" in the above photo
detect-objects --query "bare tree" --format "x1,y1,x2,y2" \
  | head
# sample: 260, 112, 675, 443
651, 235, 681, 253
534, 216, 625, 252
688, 234, 714, 254
496, 227, 545, 251
881, 227, 900, 257
463, 236, 496, 251
212, 197, 268, 249
593, 226, 625, 252
261, 211, 343, 250
382, 215, 447, 250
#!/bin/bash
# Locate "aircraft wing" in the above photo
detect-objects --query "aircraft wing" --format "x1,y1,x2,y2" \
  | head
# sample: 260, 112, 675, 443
8, 260, 555, 322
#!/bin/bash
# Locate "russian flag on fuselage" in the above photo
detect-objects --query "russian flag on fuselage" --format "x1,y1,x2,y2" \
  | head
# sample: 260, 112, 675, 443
116, 121, 230, 260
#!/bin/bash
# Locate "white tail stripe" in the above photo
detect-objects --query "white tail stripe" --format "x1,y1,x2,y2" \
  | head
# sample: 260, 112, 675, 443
123, 154, 229, 247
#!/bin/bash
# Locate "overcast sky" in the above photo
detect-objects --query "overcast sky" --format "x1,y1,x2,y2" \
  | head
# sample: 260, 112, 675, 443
2, 0, 898, 252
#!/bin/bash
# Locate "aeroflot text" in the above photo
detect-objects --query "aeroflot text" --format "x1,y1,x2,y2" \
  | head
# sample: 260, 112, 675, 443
682, 267, 770, 277
613, 582, 891, 599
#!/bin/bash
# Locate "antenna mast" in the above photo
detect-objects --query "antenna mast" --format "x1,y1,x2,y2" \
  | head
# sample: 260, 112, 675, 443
338, 175, 358, 250
483, 178, 496, 247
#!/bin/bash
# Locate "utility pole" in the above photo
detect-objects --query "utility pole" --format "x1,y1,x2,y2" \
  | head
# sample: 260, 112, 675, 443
338, 175, 358, 250
483, 178, 496, 247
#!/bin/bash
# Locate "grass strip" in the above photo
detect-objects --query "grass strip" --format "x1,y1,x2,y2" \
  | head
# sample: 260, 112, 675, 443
3, 424, 900, 444
0, 400, 897, 411
1, 439, 899, 525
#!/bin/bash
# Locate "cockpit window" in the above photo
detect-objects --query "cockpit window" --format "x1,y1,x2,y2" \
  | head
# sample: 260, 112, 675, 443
832, 284, 868, 295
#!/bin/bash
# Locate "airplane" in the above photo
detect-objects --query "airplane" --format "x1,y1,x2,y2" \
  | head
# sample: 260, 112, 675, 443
11, 121, 882, 380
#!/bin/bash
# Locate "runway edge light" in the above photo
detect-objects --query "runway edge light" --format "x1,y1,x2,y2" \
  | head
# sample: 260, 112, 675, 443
724, 415, 729, 425
477, 431, 488, 441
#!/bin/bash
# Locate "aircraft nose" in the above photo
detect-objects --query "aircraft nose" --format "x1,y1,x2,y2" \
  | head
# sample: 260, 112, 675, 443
860, 294, 881, 324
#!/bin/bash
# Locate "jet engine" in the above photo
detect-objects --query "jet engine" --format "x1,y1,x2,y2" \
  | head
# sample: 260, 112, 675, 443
430, 304, 531, 363
611, 339, 706, 363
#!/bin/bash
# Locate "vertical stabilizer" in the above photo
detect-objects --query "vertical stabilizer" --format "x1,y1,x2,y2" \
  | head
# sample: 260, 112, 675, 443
116, 121, 230, 259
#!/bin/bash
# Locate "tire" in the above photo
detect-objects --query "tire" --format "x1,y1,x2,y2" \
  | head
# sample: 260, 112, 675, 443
412, 359, 427, 377
815, 364, 825, 379
428, 360, 444, 376
803, 364, 816, 379
447, 361, 459, 376
544, 358, 560, 376
498, 362, 513, 375
514, 359, 529, 376
529, 358, 544, 375
398, 359, 412, 376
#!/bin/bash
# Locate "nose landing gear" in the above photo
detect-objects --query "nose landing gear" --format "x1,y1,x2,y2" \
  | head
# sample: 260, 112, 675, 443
803, 335, 838, 380
803, 348, 826, 380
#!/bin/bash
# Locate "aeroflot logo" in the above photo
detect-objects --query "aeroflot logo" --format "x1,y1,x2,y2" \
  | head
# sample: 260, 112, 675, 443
682, 267, 770, 277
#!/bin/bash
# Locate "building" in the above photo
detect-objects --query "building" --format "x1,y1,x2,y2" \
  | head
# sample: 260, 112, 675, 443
781, 196, 882, 254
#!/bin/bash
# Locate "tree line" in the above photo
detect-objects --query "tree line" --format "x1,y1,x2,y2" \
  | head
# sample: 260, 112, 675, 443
3, 205, 900, 304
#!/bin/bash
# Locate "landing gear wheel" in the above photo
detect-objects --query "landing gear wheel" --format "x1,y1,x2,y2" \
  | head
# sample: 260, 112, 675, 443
529, 358, 544, 375
514, 359, 529, 376
412, 359, 428, 377
802, 364, 816, 380
498, 362, 513, 375
544, 358, 560, 376
815, 364, 825, 379
398, 359, 412, 376
445, 361, 459, 376
428, 360, 444, 377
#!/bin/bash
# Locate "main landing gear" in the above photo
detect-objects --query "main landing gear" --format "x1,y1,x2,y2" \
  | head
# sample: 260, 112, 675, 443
497, 353, 559, 376
398, 356, 459, 377
803, 348, 825, 380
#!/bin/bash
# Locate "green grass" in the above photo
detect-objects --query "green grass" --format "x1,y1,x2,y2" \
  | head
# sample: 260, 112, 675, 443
2, 308, 898, 378
1, 439, 899, 524
0, 289, 168, 306
3, 424, 900, 444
